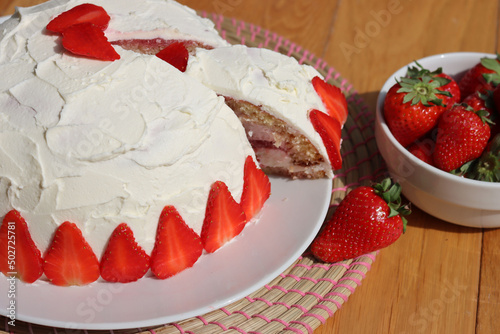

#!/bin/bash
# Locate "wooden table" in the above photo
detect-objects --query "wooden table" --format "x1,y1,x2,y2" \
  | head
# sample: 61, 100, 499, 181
1, 0, 499, 333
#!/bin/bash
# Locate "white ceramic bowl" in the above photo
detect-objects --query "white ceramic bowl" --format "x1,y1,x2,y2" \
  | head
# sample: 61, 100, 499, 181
375, 52, 500, 228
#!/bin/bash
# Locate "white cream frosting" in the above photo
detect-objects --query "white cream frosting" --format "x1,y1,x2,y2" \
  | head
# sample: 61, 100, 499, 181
185, 45, 333, 177
0, 0, 253, 257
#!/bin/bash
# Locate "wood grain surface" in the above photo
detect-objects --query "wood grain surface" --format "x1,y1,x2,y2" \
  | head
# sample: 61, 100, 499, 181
1, 0, 499, 333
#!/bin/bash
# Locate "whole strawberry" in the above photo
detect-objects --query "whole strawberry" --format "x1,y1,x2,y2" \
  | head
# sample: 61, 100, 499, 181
384, 71, 452, 147
433, 104, 492, 172
311, 178, 410, 263
459, 54, 500, 98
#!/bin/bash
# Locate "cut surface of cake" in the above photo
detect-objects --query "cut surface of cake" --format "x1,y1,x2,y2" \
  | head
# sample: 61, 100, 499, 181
0, 0, 346, 286
185, 45, 346, 179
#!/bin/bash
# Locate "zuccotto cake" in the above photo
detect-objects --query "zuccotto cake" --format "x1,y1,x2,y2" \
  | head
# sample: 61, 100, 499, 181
0, 0, 346, 286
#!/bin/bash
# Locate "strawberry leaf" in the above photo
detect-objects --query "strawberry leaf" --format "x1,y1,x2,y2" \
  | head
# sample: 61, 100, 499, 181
465, 134, 500, 182
481, 54, 500, 85
406, 61, 445, 78
373, 178, 411, 231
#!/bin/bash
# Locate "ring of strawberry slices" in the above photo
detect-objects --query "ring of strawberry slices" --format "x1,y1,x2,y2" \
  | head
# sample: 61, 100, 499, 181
0, 156, 271, 286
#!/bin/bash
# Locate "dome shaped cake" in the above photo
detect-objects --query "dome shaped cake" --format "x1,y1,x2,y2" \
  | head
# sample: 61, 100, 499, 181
0, 0, 346, 285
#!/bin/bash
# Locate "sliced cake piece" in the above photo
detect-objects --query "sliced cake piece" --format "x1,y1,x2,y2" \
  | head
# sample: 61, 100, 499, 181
185, 45, 347, 179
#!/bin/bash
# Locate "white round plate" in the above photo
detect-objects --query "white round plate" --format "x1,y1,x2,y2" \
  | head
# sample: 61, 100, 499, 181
0, 13, 331, 330
0, 176, 331, 330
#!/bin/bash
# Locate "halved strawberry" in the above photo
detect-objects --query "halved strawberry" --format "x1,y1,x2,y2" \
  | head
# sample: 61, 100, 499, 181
309, 109, 343, 170
62, 23, 120, 61
43, 221, 100, 286
156, 42, 189, 72
201, 181, 246, 253
0, 210, 43, 283
100, 223, 150, 283
312, 76, 348, 125
150, 206, 203, 279
240, 156, 271, 220
46, 3, 111, 33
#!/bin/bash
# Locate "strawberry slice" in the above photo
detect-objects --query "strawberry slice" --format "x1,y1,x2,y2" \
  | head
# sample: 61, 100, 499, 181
62, 23, 120, 61
150, 206, 203, 279
201, 181, 247, 253
43, 221, 100, 286
100, 223, 150, 283
46, 3, 110, 33
156, 42, 189, 72
312, 76, 349, 125
0, 210, 43, 283
240, 156, 271, 220
309, 109, 343, 170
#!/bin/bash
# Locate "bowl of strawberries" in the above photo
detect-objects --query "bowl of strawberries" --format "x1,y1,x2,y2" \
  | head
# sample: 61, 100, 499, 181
375, 52, 500, 228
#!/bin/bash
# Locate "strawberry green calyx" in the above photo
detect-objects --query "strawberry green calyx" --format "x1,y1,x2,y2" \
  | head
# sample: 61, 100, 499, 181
476, 109, 495, 125
406, 61, 448, 81
475, 152, 500, 182
451, 159, 474, 177
466, 134, 500, 182
399, 61, 452, 107
481, 54, 500, 86
397, 75, 451, 107
372, 178, 411, 231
